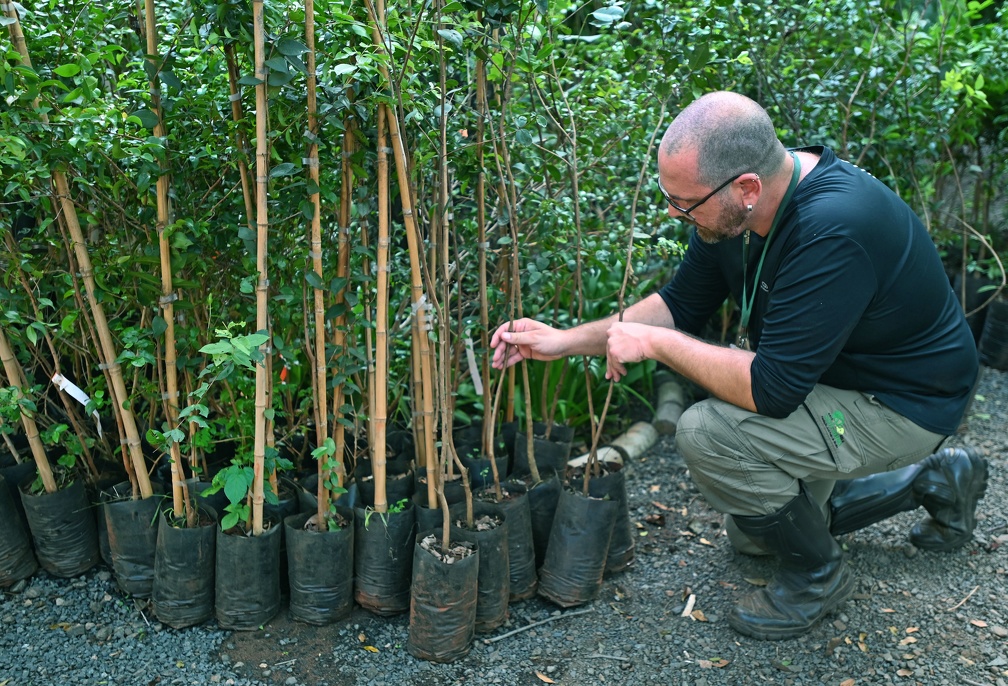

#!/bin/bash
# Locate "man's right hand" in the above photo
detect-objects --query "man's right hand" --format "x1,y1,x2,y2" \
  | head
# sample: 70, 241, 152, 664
489, 319, 566, 370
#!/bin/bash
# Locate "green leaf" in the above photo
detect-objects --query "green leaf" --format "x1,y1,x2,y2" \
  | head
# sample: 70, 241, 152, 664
221, 511, 239, 530
133, 108, 160, 128
265, 57, 289, 73
276, 38, 308, 56
223, 469, 252, 504
591, 6, 624, 25
270, 162, 297, 177
437, 29, 464, 48
54, 64, 81, 78
304, 269, 323, 289
151, 316, 168, 336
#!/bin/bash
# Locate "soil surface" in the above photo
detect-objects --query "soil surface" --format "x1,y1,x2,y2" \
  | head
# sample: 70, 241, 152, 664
217, 368, 1008, 686
2, 369, 1005, 686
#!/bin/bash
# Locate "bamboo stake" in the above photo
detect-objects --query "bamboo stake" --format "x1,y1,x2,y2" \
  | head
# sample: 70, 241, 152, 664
0, 326, 57, 493
364, 0, 438, 517
372, 102, 390, 514
5, 5, 152, 499
143, 0, 191, 522
250, 0, 270, 535
304, 0, 333, 530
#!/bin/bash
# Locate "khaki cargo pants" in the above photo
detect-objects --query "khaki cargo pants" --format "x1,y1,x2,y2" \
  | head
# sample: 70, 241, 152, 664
675, 384, 947, 554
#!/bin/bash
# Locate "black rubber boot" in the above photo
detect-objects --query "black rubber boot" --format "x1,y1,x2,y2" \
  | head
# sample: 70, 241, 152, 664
829, 464, 924, 535
728, 485, 854, 640
828, 447, 988, 551
910, 447, 988, 551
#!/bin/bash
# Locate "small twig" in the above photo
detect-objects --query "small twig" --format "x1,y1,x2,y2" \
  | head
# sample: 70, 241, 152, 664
962, 678, 988, 686
948, 585, 979, 612
586, 653, 631, 663
483, 608, 594, 644
272, 659, 296, 667
134, 600, 152, 628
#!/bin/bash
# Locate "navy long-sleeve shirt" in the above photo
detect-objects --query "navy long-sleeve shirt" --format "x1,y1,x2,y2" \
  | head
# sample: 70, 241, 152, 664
658, 146, 978, 435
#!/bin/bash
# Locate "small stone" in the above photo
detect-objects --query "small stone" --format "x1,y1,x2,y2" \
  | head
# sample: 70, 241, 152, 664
991, 626, 1008, 638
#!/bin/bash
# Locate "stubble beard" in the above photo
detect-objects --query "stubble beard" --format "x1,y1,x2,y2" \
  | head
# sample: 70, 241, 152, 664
695, 197, 750, 245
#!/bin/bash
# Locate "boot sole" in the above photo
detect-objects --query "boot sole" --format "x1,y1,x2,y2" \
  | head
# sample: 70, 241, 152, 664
911, 450, 989, 552
728, 567, 856, 641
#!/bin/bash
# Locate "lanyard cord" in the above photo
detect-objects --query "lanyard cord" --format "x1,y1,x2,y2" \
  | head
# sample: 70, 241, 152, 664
738, 151, 802, 338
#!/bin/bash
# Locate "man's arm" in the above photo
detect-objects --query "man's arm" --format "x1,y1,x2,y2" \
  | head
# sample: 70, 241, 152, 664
490, 293, 675, 369
605, 322, 757, 412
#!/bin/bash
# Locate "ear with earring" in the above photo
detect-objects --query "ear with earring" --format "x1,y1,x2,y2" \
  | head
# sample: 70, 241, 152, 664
747, 204, 753, 212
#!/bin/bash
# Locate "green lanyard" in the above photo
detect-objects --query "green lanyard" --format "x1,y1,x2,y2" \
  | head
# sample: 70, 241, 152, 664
735, 151, 801, 351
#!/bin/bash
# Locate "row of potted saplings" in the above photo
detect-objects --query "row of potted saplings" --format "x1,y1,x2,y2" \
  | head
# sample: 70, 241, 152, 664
0, 420, 635, 664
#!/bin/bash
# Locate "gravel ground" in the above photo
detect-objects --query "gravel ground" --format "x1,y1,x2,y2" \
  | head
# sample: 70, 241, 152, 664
2, 367, 1006, 686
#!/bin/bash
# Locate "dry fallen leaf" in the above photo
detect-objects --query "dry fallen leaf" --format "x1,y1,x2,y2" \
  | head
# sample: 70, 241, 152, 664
698, 658, 729, 668
858, 641, 868, 652
906, 626, 919, 633
743, 577, 769, 587
897, 668, 913, 677
363, 645, 379, 653
358, 632, 366, 642
652, 501, 671, 511
691, 609, 708, 622
645, 513, 666, 527
840, 680, 855, 686
699, 537, 714, 546
898, 636, 917, 646
881, 608, 896, 613
649, 484, 662, 493
535, 671, 556, 683
970, 619, 988, 628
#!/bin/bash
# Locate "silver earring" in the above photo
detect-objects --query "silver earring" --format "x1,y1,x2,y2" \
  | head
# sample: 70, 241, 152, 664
747, 204, 753, 212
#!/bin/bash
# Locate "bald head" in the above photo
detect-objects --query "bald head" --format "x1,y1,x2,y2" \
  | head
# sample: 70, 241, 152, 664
660, 92, 786, 185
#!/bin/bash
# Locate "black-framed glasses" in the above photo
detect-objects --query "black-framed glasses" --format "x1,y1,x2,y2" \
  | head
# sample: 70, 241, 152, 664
658, 173, 743, 219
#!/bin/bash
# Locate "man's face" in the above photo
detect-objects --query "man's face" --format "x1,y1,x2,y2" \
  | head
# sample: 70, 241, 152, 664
658, 151, 749, 244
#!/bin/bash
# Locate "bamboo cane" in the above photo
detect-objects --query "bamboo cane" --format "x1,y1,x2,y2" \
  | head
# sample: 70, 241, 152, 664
0, 326, 57, 493
303, 0, 333, 530
364, 0, 438, 517
5, 5, 153, 499
143, 0, 192, 522
250, 0, 270, 535
372, 102, 390, 514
